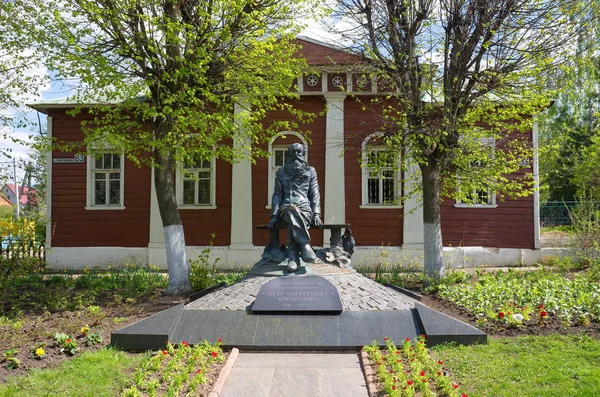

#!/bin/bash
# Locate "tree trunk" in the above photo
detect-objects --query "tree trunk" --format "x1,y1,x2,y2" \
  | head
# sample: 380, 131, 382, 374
154, 150, 190, 295
421, 160, 445, 282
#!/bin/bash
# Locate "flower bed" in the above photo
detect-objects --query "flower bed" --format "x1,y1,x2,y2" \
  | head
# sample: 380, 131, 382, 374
362, 336, 467, 397
437, 269, 600, 328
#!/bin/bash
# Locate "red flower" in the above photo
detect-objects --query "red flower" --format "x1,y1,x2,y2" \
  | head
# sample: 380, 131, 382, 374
437, 360, 443, 365
410, 358, 415, 362
378, 362, 383, 366
498, 312, 505, 318
407, 380, 413, 385
389, 370, 394, 373
419, 371, 426, 376
217, 338, 223, 343
540, 311, 548, 317
65, 339, 71, 343
453, 383, 459, 389
182, 341, 190, 347
462, 394, 468, 397
395, 351, 400, 355
196, 369, 202, 374
211, 351, 218, 357
538, 304, 544, 309
419, 334, 426, 339
437, 371, 442, 376
161, 350, 168, 355
422, 379, 428, 383
396, 359, 401, 363
405, 337, 411, 342
384, 337, 389, 341
392, 385, 397, 390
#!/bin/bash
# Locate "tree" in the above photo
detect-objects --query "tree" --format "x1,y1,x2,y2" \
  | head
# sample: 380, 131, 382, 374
0, 1, 48, 158
538, 22, 600, 201
331, 0, 596, 280
6, 0, 318, 294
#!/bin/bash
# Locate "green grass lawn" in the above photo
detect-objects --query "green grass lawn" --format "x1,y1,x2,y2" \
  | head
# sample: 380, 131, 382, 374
0, 349, 141, 397
434, 335, 600, 397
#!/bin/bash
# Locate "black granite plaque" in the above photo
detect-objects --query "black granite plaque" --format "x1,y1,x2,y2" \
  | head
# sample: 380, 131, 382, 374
252, 275, 343, 313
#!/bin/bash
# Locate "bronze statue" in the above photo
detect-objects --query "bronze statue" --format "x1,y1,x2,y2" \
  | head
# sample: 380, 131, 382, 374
268, 143, 322, 272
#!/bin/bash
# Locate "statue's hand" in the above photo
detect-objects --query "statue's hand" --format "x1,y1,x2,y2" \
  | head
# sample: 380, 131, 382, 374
268, 217, 278, 229
313, 214, 322, 227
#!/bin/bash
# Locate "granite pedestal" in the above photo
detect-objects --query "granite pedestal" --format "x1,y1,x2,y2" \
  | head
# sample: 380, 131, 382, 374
111, 264, 486, 351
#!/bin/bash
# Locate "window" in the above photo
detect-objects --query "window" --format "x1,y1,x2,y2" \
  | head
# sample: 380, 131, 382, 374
455, 139, 497, 208
361, 133, 401, 208
271, 146, 294, 178
178, 155, 216, 208
86, 151, 125, 209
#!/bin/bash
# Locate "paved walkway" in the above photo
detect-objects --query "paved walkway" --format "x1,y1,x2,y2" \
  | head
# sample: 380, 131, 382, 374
220, 352, 369, 397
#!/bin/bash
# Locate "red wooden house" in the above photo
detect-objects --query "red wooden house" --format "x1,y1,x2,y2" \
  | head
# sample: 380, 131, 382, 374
31, 37, 543, 269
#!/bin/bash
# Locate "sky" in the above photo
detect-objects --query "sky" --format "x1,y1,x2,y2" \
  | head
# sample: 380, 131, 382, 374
0, 12, 340, 184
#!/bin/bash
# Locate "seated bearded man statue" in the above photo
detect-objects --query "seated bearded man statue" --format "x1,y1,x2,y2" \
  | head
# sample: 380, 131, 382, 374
268, 143, 322, 272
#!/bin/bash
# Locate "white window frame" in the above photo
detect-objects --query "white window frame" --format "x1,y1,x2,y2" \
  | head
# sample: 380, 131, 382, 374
454, 137, 498, 208
266, 132, 308, 208
176, 153, 217, 209
360, 132, 402, 209
86, 150, 125, 210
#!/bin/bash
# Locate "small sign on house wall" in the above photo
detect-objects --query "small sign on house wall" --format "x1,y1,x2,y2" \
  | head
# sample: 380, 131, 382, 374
53, 154, 85, 164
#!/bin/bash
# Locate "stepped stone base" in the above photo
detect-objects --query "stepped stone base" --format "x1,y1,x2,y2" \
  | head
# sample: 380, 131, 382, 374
112, 264, 486, 351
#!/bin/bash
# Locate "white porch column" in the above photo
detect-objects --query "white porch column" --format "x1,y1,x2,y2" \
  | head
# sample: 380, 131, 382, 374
403, 158, 424, 249
230, 98, 254, 249
148, 168, 166, 267
323, 93, 346, 247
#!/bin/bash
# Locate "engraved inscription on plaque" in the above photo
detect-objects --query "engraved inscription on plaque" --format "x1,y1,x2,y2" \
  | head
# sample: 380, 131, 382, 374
252, 275, 343, 313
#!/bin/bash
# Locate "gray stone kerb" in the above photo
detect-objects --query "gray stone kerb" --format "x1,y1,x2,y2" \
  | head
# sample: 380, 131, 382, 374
185, 272, 417, 312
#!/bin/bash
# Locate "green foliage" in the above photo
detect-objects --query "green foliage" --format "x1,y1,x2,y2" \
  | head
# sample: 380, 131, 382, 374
568, 197, 600, 265
434, 335, 600, 397
438, 269, 600, 327
53, 333, 78, 356
120, 340, 224, 397
2, 348, 20, 370
538, 23, 600, 202
363, 336, 464, 397
0, 265, 167, 314
0, 348, 142, 396
357, 248, 424, 288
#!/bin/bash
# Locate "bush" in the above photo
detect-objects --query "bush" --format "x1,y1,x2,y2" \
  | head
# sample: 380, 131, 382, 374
568, 197, 600, 266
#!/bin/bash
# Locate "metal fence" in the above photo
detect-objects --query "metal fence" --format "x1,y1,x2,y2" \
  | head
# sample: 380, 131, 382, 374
540, 201, 600, 226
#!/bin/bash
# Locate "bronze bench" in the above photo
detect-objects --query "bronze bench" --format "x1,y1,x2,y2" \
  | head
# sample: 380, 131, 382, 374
256, 223, 351, 249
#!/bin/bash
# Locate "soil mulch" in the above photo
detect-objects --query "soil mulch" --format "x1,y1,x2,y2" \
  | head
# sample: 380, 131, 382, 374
0, 294, 187, 383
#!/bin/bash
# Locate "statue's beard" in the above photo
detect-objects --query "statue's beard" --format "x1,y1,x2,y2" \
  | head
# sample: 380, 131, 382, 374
283, 158, 309, 176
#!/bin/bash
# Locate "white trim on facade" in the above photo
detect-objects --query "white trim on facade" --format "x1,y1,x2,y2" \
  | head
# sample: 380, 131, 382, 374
402, 150, 424, 249
230, 98, 254, 249
47, 247, 149, 269
46, 116, 53, 250
324, 93, 346, 246
47, 245, 573, 270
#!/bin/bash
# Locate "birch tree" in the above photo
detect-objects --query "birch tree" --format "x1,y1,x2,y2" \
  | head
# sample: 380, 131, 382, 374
6, 0, 318, 294
333, 0, 596, 280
